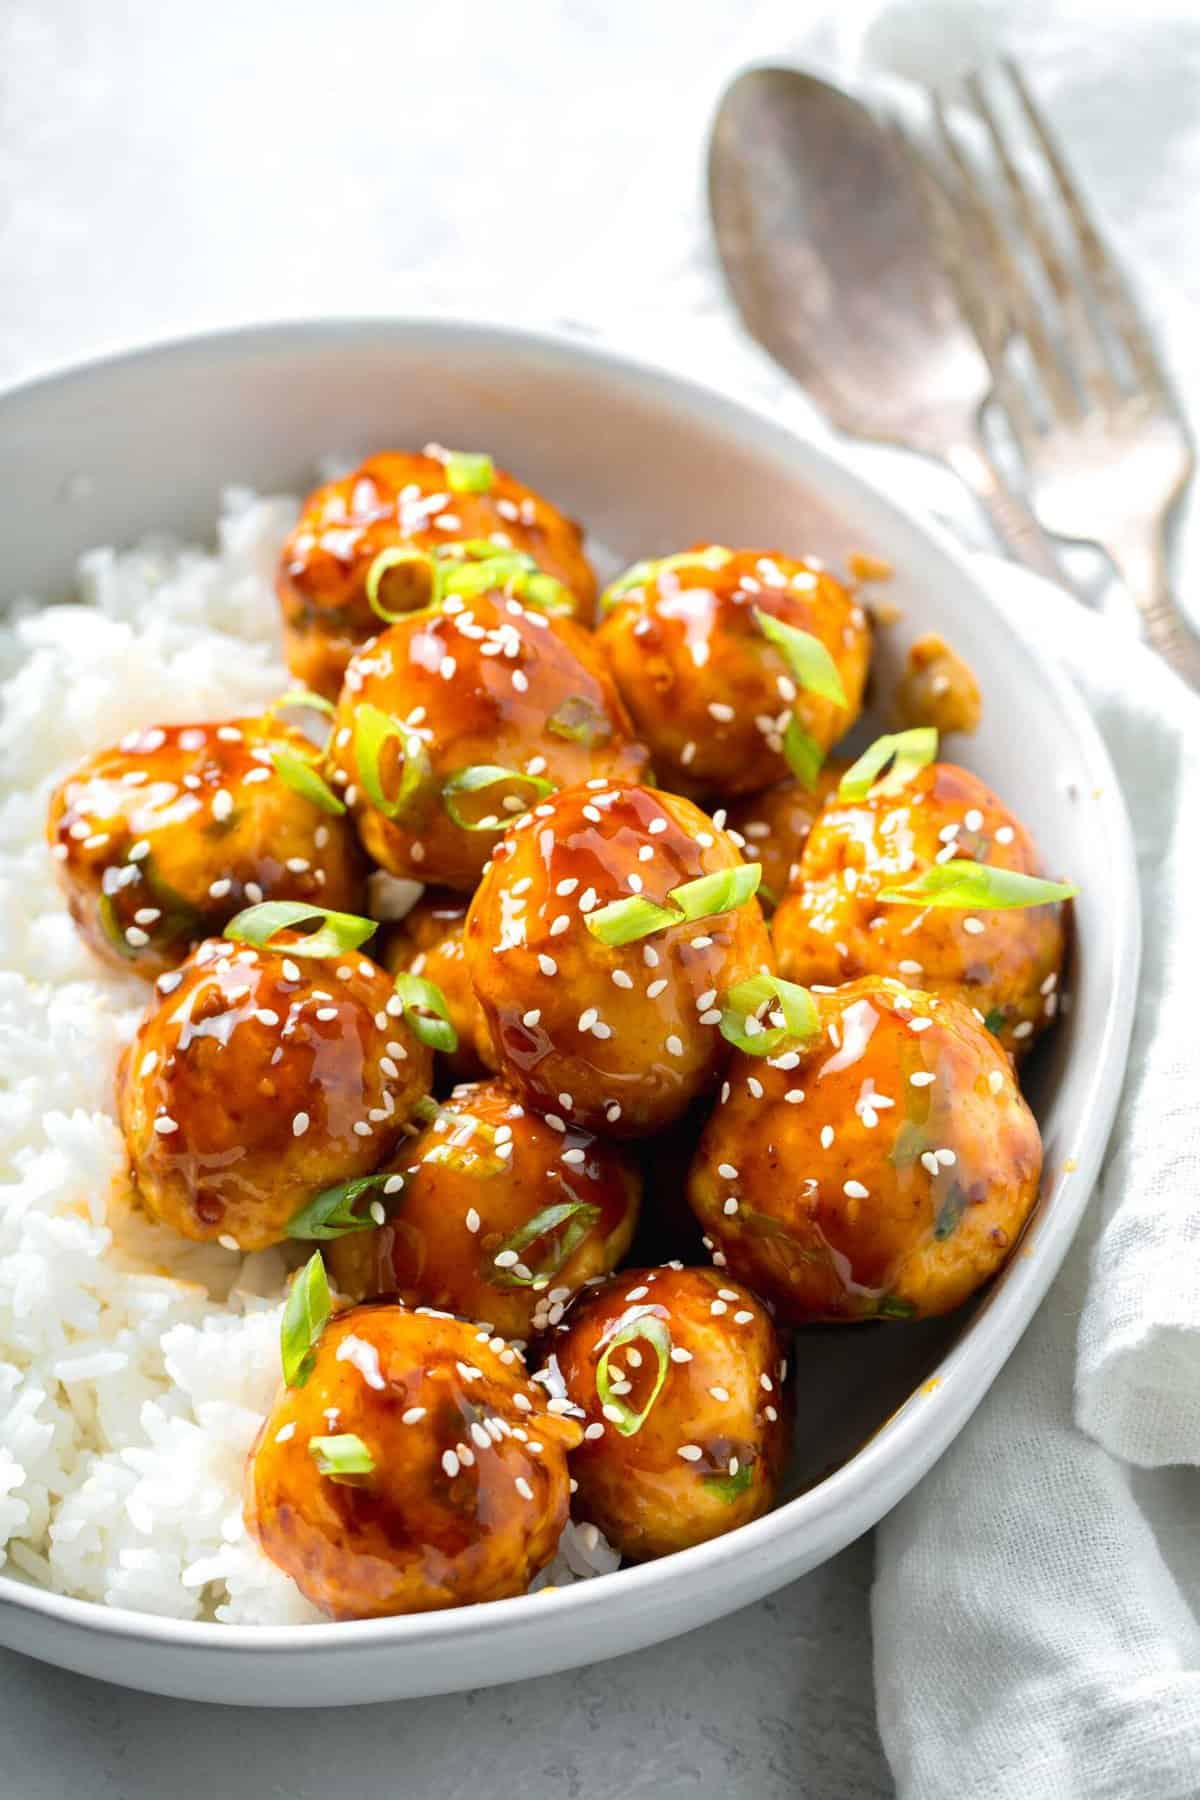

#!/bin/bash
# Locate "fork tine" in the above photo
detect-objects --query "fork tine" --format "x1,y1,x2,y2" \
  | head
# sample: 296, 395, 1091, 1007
966, 69, 1122, 410
932, 92, 1081, 426
1006, 56, 1170, 404
889, 118, 1040, 457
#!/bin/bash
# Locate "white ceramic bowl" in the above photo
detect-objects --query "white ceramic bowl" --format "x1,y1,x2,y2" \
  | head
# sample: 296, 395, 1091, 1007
0, 320, 1138, 1706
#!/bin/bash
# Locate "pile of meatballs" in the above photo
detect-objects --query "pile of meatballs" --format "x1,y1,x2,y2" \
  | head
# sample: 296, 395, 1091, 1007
47, 445, 1072, 1620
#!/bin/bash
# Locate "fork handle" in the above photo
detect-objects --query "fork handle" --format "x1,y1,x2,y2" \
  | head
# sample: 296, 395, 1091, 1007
1106, 527, 1200, 691
944, 432, 1088, 596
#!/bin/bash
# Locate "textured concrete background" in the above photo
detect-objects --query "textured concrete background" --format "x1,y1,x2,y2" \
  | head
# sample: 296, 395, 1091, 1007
0, 2, 891, 1793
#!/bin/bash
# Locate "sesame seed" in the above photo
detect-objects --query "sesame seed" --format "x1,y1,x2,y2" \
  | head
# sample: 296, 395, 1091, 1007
612, 969, 634, 989
522, 1009, 541, 1027
625, 1284, 649, 1300
384, 1175, 405, 1194
710, 1299, 728, 1316
747, 1077, 763, 1099
282, 959, 301, 982
718, 1163, 739, 1180
677, 1444, 703, 1462
648, 817, 668, 834
1013, 1021, 1034, 1039
275, 1422, 296, 1443
921, 1151, 940, 1176
909, 1017, 933, 1033
550, 914, 570, 936
153, 1115, 178, 1135
666, 1034, 684, 1057
538, 954, 557, 977
402, 1407, 426, 1424
124, 926, 150, 947
963, 916, 985, 935
515, 1477, 534, 1500
353, 1121, 372, 1137
936, 1148, 957, 1166
910, 1071, 936, 1087
733, 1310, 753, 1324
441, 1450, 460, 1478
843, 1180, 869, 1199
292, 1112, 310, 1137
494, 1250, 520, 1268
709, 1385, 731, 1402
562, 1148, 586, 1167
218, 1233, 239, 1251
723, 1198, 738, 1216
646, 979, 667, 999
584, 1422, 605, 1441
995, 825, 1015, 844
670, 1347, 693, 1363
988, 1069, 1005, 1093
965, 809, 984, 831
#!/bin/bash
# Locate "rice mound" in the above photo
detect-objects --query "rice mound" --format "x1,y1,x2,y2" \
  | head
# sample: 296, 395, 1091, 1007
0, 489, 618, 1626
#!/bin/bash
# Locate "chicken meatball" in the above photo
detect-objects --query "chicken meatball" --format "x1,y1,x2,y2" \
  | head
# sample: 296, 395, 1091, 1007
328, 590, 649, 890
47, 713, 366, 980
247, 1299, 580, 1618
548, 1264, 789, 1560
326, 1077, 640, 1341
380, 891, 495, 1082
726, 761, 843, 910
118, 932, 432, 1251
594, 546, 870, 798
463, 782, 774, 1136
277, 447, 597, 697
771, 761, 1068, 1054
688, 975, 1043, 1322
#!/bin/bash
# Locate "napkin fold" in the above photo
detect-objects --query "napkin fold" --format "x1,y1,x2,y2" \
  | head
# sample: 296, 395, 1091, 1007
872, 565, 1200, 1800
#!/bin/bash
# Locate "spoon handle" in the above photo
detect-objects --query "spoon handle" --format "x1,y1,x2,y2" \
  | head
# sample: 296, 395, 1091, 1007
944, 429, 1088, 599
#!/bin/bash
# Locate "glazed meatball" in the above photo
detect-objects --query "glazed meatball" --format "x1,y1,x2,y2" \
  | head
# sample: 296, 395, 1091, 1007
548, 1265, 789, 1560
247, 1301, 581, 1618
594, 546, 870, 798
327, 1077, 641, 1341
380, 891, 495, 1082
726, 761, 843, 910
118, 935, 432, 1251
327, 590, 649, 891
688, 975, 1043, 1322
771, 761, 1068, 1054
47, 713, 366, 980
463, 782, 774, 1136
277, 447, 597, 697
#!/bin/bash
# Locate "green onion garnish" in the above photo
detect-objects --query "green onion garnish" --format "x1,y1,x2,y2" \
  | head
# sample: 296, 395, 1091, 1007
547, 695, 611, 747
838, 728, 938, 803
270, 687, 336, 719
877, 861, 1078, 910
308, 1433, 375, 1479
594, 1310, 671, 1436
280, 1250, 330, 1388
392, 971, 458, 1053
704, 1460, 755, 1503
354, 704, 433, 822
270, 747, 347, 816
441, 764, 555, 831
754, 608, 847, 707
423, 1111, 506, 1179
718, 973, 819, 1056
287, 1172, 399, 1240
444, 450, 495, 494
669, 863, 761, 922
225, 900, 377, 958
365, 547, 438, 623
782, 716, 825, 790
933, 1182, 968, 1241
585, 862, 762, 947
600, 547, 733, 613
877, 1296, 918, 1320
487, 1200, 601, 1289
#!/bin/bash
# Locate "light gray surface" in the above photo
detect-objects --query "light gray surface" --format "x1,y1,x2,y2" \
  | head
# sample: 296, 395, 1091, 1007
0, 2, 892, 1793
0, 1543, 886, 1800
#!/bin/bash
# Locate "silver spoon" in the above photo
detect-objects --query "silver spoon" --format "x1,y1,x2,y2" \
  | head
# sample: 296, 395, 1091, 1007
708, 65, 1068, 584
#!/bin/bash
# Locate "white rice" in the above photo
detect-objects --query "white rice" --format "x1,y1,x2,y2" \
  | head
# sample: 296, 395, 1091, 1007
0, 487, 617, 1625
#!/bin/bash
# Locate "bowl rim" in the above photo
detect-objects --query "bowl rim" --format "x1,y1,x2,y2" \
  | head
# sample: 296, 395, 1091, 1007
0, 314, 1141, 1657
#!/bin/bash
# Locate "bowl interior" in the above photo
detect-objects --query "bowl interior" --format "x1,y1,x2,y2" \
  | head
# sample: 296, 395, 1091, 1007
0, 320, 1137, 1701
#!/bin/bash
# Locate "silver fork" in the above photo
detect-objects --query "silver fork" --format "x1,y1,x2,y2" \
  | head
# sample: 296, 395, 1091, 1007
927, 59, 1200, 687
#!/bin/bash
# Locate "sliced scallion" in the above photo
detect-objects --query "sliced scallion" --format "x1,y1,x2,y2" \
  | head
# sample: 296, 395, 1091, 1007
308, 1433, 375, 1479
838, 728, 938, 803
393, 971, 458, 1053
487, 1200, 601, 1289
704, 1460, 755, 1503
280, 1250, 331, 1388
718, 973, 819, 1056
354, 703, 433, 822
225, 900, 377, 958
782, 716, 825, 790
754, 607, 847, 707
444, 450, 495, 494
270, 747, 347, 815
594, 1310, 671, 1436
584, 862, 762, 947
287, 1172, 399, 1240
365, 547, 438, 623
877, 861, 1077, 910
270, 687, 336, 719
546, 694, 611, 746
441, 764, 555, 831
599, 546, 733, 613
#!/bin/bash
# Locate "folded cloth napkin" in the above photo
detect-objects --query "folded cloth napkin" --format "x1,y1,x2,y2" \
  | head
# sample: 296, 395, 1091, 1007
872, 566, 1200, 1800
